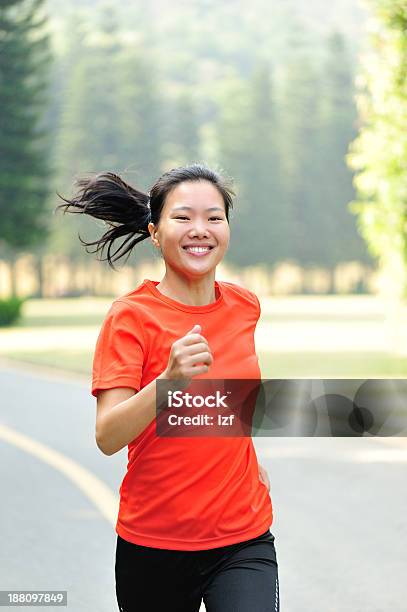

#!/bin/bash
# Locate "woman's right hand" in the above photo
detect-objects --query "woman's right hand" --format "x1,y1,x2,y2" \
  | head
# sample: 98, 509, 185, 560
162, 324, 213, 384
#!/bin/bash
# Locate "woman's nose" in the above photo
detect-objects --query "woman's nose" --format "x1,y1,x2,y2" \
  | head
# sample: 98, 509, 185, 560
189, 223, 210, 235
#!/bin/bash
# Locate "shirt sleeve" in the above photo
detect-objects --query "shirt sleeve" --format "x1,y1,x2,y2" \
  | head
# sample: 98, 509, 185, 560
91, 300, 146, 398
252, 292, 261, 321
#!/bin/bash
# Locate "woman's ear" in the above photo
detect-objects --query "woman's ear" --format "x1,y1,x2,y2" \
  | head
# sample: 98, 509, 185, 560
148, 222, 160, 248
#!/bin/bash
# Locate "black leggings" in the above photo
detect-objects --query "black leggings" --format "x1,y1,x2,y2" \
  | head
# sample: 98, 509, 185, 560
115, 529, 280, 612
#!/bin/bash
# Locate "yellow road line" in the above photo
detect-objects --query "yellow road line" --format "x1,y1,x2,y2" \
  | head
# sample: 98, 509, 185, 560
0, 422, 119, 526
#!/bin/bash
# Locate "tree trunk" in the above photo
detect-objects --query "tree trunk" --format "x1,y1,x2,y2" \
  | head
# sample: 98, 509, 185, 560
32, 254, 45, 298
9, 258, 18, 298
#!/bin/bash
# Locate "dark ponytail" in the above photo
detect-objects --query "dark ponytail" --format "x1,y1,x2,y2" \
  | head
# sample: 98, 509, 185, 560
55, 163, 235, 270
55, 172, 151, 270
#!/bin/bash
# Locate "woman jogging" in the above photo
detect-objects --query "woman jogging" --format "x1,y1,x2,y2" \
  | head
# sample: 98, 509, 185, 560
56, 163, 279, 612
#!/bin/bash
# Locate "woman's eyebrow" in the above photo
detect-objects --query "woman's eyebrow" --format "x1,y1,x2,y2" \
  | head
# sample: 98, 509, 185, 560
171, 206, 224, 212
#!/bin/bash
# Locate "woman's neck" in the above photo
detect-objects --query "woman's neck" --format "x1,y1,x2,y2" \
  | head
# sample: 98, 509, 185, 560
156, 273, 218, 306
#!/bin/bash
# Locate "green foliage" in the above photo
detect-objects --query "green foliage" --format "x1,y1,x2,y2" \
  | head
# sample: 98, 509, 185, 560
50, 3, 163, 264
0, 296, 25, 326
347, 0, 407, 296
0, 0, 53, 252
4, 0, 371, 276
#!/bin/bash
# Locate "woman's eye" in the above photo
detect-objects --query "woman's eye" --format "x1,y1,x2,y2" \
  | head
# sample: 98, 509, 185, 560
175, 216, 223, 221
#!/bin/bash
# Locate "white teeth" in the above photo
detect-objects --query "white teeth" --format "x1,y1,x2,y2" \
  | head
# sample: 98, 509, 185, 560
185, 247, 211, 253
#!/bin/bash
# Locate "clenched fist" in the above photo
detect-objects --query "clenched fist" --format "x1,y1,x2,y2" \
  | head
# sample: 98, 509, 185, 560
162, 324, 213, 386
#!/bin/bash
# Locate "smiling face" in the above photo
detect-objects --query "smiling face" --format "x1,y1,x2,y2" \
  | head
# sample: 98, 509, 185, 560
148, 180, 230, 279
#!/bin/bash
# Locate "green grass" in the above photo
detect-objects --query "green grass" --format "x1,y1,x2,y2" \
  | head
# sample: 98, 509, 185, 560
5, 350, 93, 374
9, 297, 111, 328
258, 351, 407, 378
2, 296, 407, 379
12, 314, 104, 327
4, 349, 407, 380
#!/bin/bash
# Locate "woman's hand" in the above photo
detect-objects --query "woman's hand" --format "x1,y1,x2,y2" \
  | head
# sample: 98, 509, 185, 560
162, 324, 213, 384
258, 464, 270, 491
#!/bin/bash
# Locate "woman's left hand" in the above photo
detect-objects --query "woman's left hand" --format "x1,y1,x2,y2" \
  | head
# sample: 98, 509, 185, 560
258, 464, 270, 491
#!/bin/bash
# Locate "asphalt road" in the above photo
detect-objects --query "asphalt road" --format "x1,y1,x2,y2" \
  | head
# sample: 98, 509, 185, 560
1, 362, 406, 611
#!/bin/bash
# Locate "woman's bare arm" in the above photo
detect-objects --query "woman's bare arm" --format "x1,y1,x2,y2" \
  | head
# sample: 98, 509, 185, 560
95, 372, 167, 456
95, 323, 213, 456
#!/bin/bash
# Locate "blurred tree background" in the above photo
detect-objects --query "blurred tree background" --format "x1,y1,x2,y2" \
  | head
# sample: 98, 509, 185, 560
1, 0, 405, 298
0, 0, 53, 295
348, 0, 407, 299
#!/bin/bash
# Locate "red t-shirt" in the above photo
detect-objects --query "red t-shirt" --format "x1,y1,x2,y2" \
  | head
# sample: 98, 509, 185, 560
92, 278, 273, 550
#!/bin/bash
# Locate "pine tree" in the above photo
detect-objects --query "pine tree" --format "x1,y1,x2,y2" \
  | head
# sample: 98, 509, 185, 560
279, 22, 323, 265
317, 31, 371, 269
217, 61, 284, 266
53, 3, 163, 266
0, 0, 53, 295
